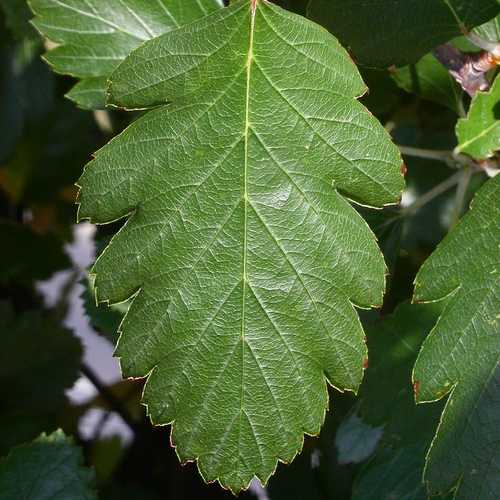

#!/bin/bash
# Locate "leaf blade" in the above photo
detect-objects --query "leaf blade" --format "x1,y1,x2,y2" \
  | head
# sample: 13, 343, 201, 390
78, 0, 404, 491
413, 175, 500, 498
0, 430, 97, 500
455, 76, 500, 159
29, 0, 222, 109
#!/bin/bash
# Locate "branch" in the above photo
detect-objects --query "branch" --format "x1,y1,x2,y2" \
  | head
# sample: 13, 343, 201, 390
398, 145, 477, 169
81, 363, 142, 435
401, 170, 464, 216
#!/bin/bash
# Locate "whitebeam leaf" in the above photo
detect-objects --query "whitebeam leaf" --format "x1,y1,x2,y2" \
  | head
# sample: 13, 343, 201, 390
29, 0, 222, 109
78, 0, 404, 491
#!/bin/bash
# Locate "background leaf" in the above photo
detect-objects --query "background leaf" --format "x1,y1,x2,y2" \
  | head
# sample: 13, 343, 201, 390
0, 430, 97, 500
413, 175, 500, 498
391, 54, 463, 114
29, 0, 223, 109
0, 221, 70, 283
0, 302, 83, 455
307, 0, 500, 67
353, 302, 445, 500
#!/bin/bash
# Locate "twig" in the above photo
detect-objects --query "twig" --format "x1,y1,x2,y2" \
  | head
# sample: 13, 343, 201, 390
398, 145, 476, 169
399, 146, 455, 163
450, 166, 473, 227
81, 362, 141, 434
433, 44, 495, 97
401, 171, 464, 217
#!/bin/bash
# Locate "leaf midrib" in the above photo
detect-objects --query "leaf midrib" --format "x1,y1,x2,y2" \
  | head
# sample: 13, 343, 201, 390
236, 0, 257, 474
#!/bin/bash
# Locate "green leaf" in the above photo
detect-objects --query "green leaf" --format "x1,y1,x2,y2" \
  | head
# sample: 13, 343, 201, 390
78, 0, 404, 491
335, 413, 382, 465
354, 443, 431, 500
413, 175, 500, 498
474, 13, 500, 41
0, 430, 97, 500
29, 0, 222, 109
455, 76, 500, 160
353, 302, 445, 500
391, 53, 463, 114
82, 273, 129, 344
0, 302, 83, 455
307, 0, 500, 68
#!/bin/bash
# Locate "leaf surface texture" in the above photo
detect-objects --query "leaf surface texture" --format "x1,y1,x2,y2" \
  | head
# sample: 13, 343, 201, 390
413, 175, 500, 499
29, 0, 222, 108
78, 0, 404, 490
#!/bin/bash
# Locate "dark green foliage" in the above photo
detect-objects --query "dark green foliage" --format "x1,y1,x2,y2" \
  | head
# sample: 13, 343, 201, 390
0, 302, 82, 455
1, 0, 499, 497
0, 430, 97, 499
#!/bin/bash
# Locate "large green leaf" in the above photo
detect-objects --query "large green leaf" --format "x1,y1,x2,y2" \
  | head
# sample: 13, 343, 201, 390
29, 0, 222, 109
307, 0, 500, 68
0, 430, 97, 500
0, 302, 83, 455
413, 175, 500, 499
455, 76, 500, 160
78, 0, 404, 491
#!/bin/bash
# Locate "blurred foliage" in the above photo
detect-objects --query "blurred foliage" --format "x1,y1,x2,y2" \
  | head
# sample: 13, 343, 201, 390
0, 302, 82, 455
0, 1, 497, 499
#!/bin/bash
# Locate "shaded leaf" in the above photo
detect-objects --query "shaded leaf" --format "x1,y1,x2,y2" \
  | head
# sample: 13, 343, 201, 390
307, 0, 500, 67
353, 302, 445, 500
78, 0, 403, 491
335, 413, 382, 465
0, 430, 97, 500
0, 221, 70, 283
474, 13, 500, 41
0, 39, 54, 164
391, 53, 463, 114
455, 76, 500, 159
0, 302, 82, 454
29, 0, 223, 109
413, 175, 500, 498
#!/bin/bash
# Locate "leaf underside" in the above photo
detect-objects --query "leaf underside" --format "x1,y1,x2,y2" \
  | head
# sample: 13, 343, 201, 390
78, 0, 403, 491
307, 0, 500, 67
413, 175, 500, 499
29, 0, 222, 109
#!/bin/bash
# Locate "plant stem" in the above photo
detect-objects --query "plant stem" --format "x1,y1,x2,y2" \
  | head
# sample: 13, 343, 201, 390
398, 145, 477, 169
399, 146, 455, 163
450, 166, 472, 228
401, 170, 464, 216
81, 362, 141, 434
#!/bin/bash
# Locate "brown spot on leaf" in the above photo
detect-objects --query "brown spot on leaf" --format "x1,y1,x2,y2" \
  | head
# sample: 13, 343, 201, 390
413, 380, 420, 398
400, 163, 407, 176
363, 358, 369, 369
